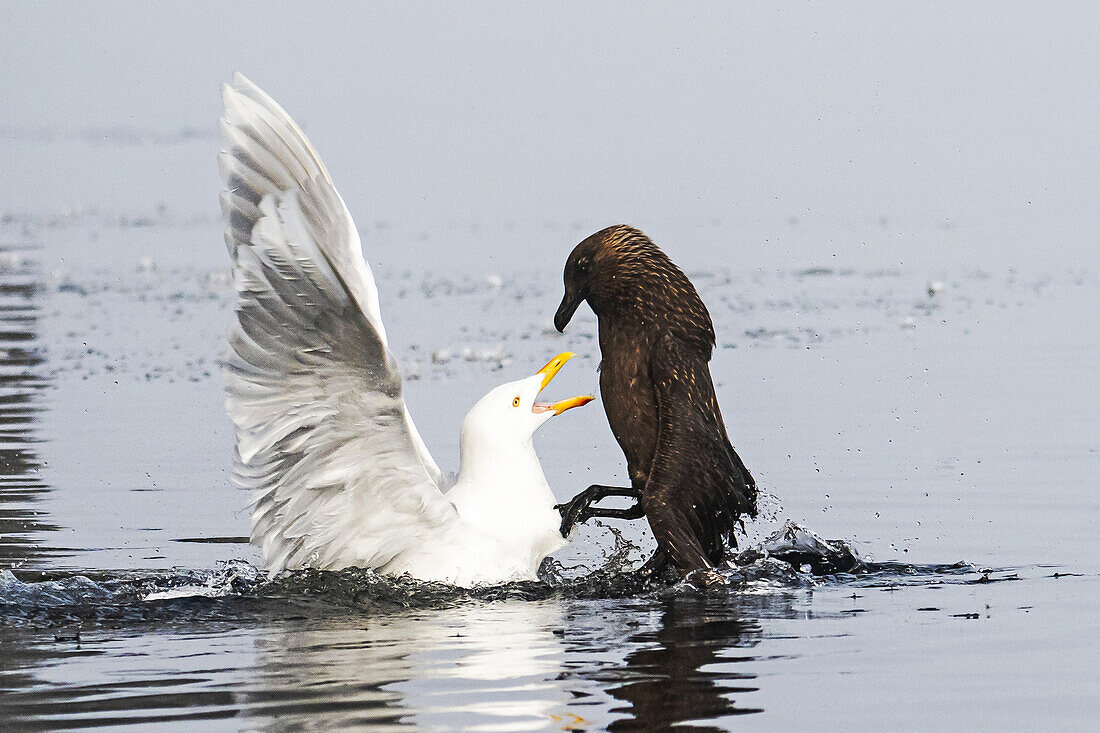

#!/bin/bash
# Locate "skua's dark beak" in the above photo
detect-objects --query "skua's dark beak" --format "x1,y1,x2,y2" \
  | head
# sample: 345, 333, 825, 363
554, 291, 581, 332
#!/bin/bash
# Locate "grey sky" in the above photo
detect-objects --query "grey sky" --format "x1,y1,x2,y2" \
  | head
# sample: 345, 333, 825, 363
3, 1, 1097, 272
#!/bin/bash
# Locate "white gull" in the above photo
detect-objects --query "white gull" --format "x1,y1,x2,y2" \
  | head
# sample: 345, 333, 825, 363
218, 74, 592, 586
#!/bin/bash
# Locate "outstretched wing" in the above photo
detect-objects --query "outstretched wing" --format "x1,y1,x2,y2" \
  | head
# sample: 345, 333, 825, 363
640, 333, 757, 570
219, 73, 456, 573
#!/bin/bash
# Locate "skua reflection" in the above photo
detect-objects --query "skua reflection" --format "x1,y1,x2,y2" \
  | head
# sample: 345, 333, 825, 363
598, 593, 798, 730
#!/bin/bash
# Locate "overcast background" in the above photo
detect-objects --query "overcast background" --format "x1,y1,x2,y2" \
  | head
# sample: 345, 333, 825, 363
3, 1, 1097, 275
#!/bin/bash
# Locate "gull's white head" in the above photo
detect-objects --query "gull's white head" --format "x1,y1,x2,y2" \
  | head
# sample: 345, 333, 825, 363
460, 352, 593, 454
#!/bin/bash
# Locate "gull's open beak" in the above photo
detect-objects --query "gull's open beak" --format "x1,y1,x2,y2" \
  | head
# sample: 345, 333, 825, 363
533, 352, 595, 415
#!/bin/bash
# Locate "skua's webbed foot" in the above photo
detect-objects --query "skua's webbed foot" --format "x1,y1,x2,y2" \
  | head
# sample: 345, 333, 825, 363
556, 495, 588, 537
556, 484, 643, 537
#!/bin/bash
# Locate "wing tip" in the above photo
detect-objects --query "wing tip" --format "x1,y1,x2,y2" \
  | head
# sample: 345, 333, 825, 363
222, 73, 244, 107
225, 71, 257, 97
221, 72, 267, 119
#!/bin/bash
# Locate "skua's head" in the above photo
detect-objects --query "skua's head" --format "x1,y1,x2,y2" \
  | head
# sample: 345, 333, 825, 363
554, 225, 715, 353
554, 224, 685, 331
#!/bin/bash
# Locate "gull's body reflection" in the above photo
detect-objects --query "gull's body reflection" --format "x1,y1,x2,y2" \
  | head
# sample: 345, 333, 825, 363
244, 600, 575, 731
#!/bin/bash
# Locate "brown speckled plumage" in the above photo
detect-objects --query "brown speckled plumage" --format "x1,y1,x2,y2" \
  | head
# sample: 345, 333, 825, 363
555, 225, 757, 570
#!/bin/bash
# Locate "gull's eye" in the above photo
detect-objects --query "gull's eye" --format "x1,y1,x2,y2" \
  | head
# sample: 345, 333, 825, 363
512, 396, 521, 407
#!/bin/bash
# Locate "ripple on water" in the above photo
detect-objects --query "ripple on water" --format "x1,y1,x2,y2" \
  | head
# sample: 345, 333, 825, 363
0, 247, 61, 569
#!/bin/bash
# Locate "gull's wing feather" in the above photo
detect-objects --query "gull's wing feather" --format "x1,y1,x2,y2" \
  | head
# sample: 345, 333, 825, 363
219, 74, 453, 572
221, 74, 444, 490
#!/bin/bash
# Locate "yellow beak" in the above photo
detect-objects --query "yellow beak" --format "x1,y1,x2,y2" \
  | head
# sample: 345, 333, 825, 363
534, 352, 595, 415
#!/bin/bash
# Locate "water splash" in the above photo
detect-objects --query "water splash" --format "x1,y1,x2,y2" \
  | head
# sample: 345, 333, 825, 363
734, 521, 865, 574
0, 560, 260, 610
0, 523, 992, 628
142, 559, 259, 600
